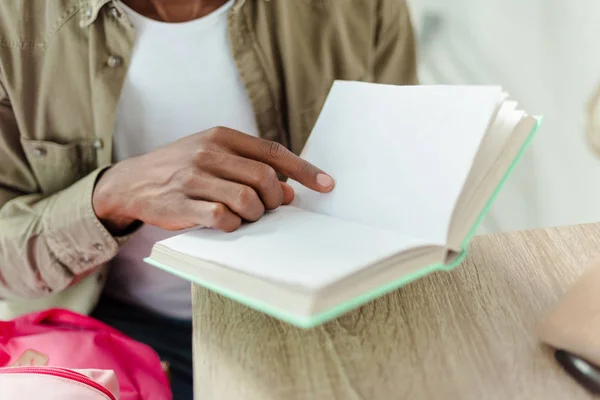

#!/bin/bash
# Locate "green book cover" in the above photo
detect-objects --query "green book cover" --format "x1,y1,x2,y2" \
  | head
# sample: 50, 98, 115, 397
145, 118, 542, 329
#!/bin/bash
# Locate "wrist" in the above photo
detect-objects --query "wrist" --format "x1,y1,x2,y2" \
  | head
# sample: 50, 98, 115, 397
92, 166, 137, 234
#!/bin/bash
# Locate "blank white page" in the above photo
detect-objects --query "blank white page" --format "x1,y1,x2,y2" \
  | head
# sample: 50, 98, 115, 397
289, 81, 505, 244
158, 206, 426, 289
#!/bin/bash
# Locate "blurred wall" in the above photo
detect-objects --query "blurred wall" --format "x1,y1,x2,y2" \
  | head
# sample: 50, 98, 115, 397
407, 0, 600, 233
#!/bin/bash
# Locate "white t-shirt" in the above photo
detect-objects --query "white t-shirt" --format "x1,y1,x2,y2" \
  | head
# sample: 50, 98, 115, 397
408, 0, 600, 234
106, 0, 259, 319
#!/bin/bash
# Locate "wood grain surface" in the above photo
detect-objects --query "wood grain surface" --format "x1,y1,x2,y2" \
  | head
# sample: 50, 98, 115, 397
192, 223, 600, 399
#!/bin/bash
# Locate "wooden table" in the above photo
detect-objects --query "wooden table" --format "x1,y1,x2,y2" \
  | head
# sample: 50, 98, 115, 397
192, 223, 600, 399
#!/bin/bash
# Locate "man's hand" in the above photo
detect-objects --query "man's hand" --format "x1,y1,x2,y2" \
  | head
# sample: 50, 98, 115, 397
92, 127, 334, 233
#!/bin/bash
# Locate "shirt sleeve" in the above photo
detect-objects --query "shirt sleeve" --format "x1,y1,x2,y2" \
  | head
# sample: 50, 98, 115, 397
371, 0, 419, 85
0, 75, 133, 300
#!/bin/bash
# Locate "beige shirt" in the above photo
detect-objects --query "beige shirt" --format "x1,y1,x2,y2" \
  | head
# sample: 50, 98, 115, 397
0, 0, 417, 307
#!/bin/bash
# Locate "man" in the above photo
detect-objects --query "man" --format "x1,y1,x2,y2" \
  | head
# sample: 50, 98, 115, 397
408, 0, 600, 234
0, 0, 417, 397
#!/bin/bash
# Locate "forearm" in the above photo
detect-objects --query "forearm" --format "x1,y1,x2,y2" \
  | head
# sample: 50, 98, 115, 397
0, 168, 128, 299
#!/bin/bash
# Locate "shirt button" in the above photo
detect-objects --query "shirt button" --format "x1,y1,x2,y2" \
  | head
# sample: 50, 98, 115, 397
93, 243, 104, 251
33, 147, 47, 157
79, 255, 93, 264
108, 6, 121, 19
92, 138, 104, 149
107, 55, 123, 68
83, 6, 94, 20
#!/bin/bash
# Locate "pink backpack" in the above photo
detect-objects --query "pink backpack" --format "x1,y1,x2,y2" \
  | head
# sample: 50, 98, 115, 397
0, 308, 172, 400
1, 367, 121, 399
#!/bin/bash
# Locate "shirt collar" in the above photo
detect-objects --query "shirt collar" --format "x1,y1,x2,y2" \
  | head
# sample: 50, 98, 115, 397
79, 0, 114, 27
79, 0, 255, 27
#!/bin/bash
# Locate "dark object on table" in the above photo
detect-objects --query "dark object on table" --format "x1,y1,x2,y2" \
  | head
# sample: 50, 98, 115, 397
555, 350, 600, 395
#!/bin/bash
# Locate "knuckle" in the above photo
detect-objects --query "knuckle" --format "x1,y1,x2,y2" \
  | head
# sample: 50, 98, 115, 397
177, 170, 197, 190
192, 146, 208, 160
208, 203, 228, 224
176, 171, 211, 196
254, 165, 278, 189
248, 164, 281, 208
236, 186, 257, 209
264, 141, 287, 160
263, 164, 279, 181
295, 159, 314, 177
205, 126, 228, 141
193, 148, 217, 166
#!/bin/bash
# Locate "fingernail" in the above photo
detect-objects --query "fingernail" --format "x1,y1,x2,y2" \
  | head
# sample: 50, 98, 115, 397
316, 173, 334, 188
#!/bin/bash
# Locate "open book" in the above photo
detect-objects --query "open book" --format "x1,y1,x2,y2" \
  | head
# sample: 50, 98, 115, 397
145, 81, 541, 328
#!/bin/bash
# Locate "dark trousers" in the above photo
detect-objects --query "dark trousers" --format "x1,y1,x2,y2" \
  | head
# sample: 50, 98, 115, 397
92, 295, 193, 400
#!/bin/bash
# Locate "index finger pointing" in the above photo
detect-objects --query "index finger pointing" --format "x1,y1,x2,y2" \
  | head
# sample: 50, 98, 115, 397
228, 132, 334, 193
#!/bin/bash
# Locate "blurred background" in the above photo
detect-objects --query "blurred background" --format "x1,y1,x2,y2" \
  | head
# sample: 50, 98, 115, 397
407, 0, 600, 234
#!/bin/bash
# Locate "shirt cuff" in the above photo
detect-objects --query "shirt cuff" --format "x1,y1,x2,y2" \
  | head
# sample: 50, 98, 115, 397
42, 167, 139, 274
